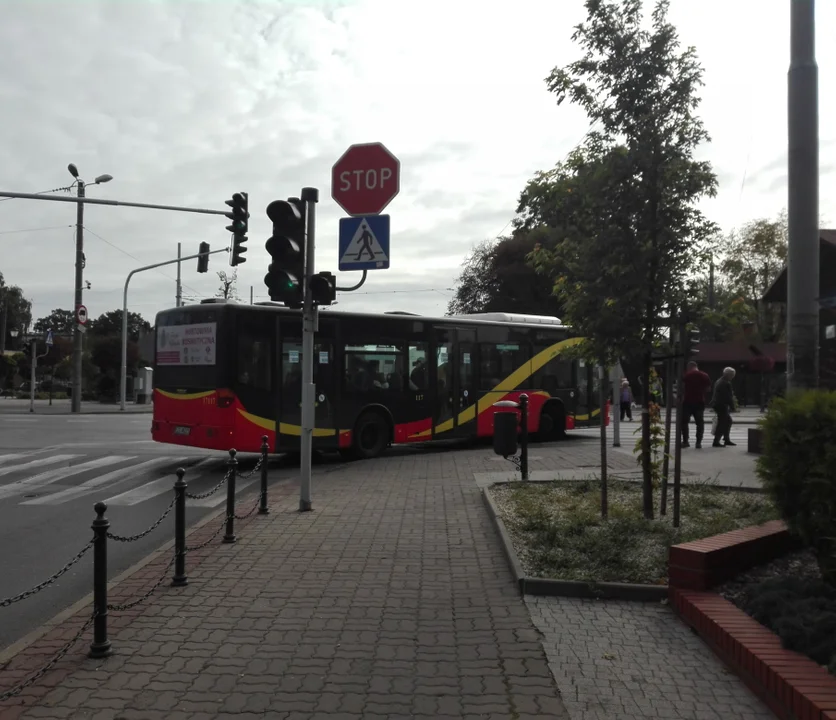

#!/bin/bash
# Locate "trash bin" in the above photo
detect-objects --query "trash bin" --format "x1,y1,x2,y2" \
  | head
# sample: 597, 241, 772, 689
492, 400, 520, 458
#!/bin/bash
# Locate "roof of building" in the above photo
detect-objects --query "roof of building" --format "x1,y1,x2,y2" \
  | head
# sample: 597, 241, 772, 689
762, 230, 836, 303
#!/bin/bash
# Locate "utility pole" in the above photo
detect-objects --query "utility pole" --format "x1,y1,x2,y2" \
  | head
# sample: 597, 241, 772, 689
250, 286, 253, 305
71, 181, 85, 413
175, 242, 183, 307
787, 0, 820, 391
0, 290, 7, 354
299, 187, 319, 513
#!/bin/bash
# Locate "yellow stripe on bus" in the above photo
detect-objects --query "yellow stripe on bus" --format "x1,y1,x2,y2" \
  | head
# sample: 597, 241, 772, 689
237, 409, 337, 437
156, 389, 215, 401
407, 338, 582, 438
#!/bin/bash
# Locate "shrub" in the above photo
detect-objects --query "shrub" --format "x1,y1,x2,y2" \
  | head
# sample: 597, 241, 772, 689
757, 390, 836, 586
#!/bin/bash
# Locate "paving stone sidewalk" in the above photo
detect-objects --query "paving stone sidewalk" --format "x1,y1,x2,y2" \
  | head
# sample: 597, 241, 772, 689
0, 437, 775, 719
1, 444, 572, 719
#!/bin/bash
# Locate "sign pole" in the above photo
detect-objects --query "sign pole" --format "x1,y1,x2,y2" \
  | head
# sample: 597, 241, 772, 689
299, 187, 319, 512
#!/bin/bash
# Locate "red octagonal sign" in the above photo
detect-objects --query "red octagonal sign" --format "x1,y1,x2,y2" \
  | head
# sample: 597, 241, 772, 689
331, 142, 400, 216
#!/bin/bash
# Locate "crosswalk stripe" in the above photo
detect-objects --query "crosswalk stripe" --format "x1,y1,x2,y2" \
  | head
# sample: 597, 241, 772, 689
188, 478, 258, 508
0, 453, 36, 466
0, 456, 128, 500
104, 457, 215, 507
0, 454, 81, 479
23, 456, 188, 506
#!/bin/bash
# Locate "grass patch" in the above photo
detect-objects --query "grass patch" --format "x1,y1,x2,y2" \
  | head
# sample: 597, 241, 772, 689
490, 478, 779, 585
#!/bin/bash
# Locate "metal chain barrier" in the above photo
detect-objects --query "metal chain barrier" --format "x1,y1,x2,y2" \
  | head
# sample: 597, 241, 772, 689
0, 612, 95, 701
234, 491, 264, 521
236, 455, 264, 480
106, 556, 176, 612
106, 496, 176, 543
185, 467, 230, 500
1, 540, 94, 608
184, 513, 229, 553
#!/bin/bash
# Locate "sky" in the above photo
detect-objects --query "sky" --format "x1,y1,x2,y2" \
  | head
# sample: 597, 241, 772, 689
1, 0, 834, 328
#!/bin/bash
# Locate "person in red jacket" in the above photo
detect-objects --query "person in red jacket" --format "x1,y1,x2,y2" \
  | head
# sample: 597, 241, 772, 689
681, 360, 712, 448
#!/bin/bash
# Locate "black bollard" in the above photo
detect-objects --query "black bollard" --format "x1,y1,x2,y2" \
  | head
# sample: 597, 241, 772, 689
89, 502, 113, 658
171, 468, 188, 587
519, 394, 529, 482
223, 449, 237, 544
258, 435, 269, 515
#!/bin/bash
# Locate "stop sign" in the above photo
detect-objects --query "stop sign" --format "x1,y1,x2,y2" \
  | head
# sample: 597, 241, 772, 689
331, 142, 400, 216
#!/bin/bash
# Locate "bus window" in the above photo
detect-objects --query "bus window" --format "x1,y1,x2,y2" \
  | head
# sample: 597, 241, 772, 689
479, 342, 530, 391
408, 344, 428, 390
344, 344, 404, 393
237, 334, 271, 390
532, 343, 573, 395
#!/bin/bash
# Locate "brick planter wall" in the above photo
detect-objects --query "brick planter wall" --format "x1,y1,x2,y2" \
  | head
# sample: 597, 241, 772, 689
668, 522, 836, 720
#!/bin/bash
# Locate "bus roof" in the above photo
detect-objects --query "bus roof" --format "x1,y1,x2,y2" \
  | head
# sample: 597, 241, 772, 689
159, 299, 571, 331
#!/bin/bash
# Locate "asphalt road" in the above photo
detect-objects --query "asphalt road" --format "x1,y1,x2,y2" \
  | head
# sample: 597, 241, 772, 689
0, 413, 292, 652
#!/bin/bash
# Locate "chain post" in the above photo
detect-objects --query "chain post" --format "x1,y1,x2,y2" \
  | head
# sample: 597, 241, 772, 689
519, 393, 529, 482
89, 502, 113, 659
258, 435, 270, 515
223, 449, 237, 543
171, 468, 188, 587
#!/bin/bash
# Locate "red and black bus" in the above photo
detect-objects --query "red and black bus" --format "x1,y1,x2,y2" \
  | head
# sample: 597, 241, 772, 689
151, 300, 608, 458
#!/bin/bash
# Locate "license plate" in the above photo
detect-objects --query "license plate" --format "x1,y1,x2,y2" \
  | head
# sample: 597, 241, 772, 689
173, 426, 191, 436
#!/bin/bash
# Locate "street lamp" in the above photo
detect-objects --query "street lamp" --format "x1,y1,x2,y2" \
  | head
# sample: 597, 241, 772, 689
68, 164, 113, 413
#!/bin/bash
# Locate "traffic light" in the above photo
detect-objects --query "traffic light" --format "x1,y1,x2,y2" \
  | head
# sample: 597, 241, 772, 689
225, 192, 249, 266
683, 323, 700, 358
310, 271, 336, 306
264, 198, 305, 308
196, 242, 210, 273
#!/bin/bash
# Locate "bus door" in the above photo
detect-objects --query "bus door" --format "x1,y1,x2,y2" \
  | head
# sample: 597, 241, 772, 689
573, 359, 596, 427
454, 327, 478, 437
278, 336, 337, 451
234, 312, 278, 447
431, 327, 456, 440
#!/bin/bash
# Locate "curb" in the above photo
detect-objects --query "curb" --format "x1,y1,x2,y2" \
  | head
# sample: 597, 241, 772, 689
481, 484, 668, 602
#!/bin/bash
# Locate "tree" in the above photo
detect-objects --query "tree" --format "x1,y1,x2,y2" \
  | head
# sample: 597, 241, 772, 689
719, 213, 788, 342
88, 310, 150, 342
448, 229, 564, 317
0, 274, 33, 351
34, 309, 76, 336
90, 336, 139, 400
528, 0, 718, 518
217, 270, 239, 300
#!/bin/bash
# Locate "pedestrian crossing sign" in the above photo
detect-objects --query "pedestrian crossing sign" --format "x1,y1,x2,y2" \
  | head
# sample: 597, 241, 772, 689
338, 214, 390, 271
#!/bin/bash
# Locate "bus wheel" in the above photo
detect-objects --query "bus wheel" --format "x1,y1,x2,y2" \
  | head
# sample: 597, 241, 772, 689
353, 411, 390, 459
536, 404, 566, 442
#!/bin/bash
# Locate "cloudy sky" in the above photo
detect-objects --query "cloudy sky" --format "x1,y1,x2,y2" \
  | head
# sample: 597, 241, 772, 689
1, 0, 834, 327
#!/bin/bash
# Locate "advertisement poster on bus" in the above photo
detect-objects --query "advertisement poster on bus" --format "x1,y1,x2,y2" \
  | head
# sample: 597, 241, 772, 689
156, 323, 217, 365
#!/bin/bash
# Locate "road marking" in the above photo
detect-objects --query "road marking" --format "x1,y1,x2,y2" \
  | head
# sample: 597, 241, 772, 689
0, 418, 37, 422
0, 453, 34, 466
0, 454, 81, 479
0, 456, 129, 500
188, 478, 258, 508
24, 456, 189, 506
104, 457, 215, 506
66, 419, 95, 423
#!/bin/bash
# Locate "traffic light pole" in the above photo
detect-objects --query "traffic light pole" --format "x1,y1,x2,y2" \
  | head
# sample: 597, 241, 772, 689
299, 187, 319, 512
119, 247, 228, 411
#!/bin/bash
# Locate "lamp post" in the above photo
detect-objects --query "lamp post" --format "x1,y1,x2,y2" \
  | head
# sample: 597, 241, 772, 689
67, 164, 113, 412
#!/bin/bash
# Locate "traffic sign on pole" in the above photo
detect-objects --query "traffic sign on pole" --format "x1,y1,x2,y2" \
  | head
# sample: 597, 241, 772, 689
77, 305, 88, 325
331, 142, 400, 216
45, 330, 54, 347
338, 215, 390, 271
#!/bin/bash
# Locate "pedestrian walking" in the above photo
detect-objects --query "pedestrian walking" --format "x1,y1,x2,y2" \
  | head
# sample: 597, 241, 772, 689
619, 379, 633, 421
681, 360, 711, 448
709, 367, 737, 447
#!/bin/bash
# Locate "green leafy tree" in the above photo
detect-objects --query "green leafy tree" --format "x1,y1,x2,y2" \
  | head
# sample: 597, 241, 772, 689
88, 310, 150, 342
527, 0, 718, 518
33, 309, 76, 336
0, 274, 33, 350
448, 228, 564, 317
719, 213, 788, 342
90, 336, 139, 400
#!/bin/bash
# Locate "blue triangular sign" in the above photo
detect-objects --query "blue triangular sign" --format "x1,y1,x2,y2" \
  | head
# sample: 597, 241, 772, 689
45, 330, 54, 347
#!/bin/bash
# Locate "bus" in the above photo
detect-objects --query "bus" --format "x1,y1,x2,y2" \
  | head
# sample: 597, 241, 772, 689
151, 300, 608, 458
